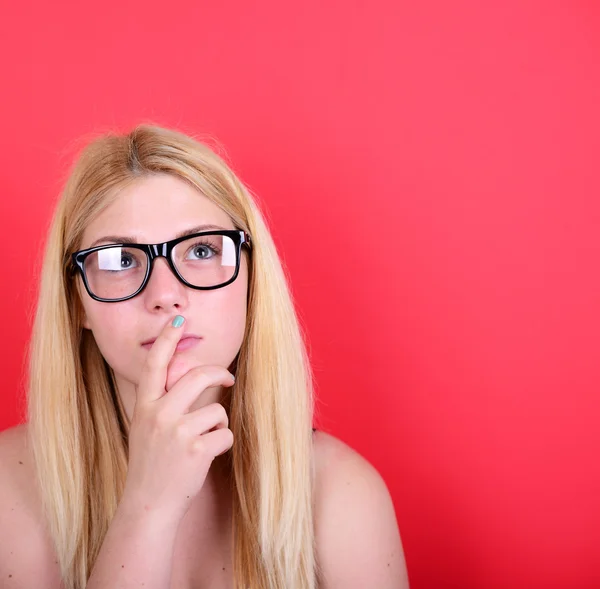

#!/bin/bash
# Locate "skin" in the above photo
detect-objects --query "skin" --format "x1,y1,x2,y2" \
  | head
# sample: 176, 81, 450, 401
0, 173, 410, 588
78, 173, 249, 419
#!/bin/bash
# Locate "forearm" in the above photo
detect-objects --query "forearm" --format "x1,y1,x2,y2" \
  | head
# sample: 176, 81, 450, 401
86, 501, 180, 589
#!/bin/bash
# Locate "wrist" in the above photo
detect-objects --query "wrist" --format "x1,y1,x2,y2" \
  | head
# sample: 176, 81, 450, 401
117, 491, 184, 534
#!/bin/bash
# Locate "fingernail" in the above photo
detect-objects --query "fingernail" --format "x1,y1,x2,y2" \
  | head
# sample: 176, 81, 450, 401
172, 315, 185, 328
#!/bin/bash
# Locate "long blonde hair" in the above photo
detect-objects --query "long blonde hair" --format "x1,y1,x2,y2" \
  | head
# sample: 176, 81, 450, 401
27, 124, 318, 588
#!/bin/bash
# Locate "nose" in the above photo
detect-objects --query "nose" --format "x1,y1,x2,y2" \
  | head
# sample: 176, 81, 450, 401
142, 257, 190, 313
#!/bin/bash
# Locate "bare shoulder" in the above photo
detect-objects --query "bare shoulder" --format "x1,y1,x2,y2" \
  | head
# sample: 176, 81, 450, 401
0, 424, 62, 588
312, 430, 410, 589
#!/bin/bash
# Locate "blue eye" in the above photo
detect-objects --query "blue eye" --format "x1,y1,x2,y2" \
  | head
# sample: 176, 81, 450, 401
184, 240, 221, 261
190, 245, 214, 259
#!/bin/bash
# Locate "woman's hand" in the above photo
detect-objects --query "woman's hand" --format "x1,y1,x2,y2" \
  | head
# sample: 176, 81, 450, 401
121, 315, 235, 524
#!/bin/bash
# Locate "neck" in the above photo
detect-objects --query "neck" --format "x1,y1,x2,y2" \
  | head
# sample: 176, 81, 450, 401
114, 372, 229, 422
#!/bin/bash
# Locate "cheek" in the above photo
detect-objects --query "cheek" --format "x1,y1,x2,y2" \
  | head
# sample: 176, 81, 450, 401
200, 285, 248, 351
222, 266, 249, 347
207, 259, 249, 349
79, 261, 250, 390
83, 303, 139, 376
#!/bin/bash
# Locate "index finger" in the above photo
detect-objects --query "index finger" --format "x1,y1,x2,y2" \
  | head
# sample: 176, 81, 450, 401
136, 314, 187, 404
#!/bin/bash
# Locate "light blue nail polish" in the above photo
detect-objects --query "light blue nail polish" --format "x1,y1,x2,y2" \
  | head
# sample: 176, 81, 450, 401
172, 315, 185, 328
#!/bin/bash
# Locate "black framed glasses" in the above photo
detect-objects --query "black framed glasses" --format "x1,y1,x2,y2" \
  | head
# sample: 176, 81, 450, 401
71, 230, 252, 303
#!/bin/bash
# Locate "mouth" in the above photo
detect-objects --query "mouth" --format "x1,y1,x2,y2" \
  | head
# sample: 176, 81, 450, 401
141, 334, 202, 352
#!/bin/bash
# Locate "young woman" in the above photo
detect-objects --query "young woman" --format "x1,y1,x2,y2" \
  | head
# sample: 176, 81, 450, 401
0, 125, 409, 589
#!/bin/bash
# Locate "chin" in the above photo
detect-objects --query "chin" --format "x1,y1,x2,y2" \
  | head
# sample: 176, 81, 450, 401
165, 353, 202, 391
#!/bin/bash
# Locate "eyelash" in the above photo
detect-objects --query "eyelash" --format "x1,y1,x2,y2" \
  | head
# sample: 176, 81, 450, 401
187, 239, 222, 256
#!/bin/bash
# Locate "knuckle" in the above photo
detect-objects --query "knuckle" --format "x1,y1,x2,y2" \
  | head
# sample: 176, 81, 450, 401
223, 428, 234, 445
147, 409, 170, 432
174, 420, 189, 441
208, 402, 227, 418
201, 403, 228, 430
190, 365, 210, 381
219, 429, 234, 454
215, 404, 229, 426
215, 427, 234, 448
190, 437, 209, 457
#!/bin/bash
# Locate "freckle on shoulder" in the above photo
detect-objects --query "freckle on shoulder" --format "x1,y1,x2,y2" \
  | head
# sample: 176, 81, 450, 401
0, 424, 37, 503
0, 424, 31, 468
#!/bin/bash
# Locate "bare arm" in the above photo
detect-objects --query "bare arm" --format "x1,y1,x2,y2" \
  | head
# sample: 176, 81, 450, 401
85, 499, 180, 589
2, 315, 235, 589
0, 426, 180, 589
86, 316, 234, 588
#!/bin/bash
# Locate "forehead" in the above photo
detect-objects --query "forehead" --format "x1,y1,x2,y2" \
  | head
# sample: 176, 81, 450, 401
80, 174, 234, 248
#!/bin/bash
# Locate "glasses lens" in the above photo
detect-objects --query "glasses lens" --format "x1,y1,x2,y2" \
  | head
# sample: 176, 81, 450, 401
83, 246, 148, 300
172, 234, 237, 287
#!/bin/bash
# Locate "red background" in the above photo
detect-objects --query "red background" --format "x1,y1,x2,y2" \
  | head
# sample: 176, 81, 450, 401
1, 1, 599, 587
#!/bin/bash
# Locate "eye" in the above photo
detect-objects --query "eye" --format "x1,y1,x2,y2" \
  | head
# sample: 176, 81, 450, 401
120, 253, 137, 268
186, 243, 219, 260
96, 247, 141, 272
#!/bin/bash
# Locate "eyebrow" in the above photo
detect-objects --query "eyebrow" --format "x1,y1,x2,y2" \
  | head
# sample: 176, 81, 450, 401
89, 224, 231, 248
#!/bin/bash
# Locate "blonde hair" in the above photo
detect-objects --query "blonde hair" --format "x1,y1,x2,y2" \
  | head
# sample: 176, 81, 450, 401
27, 124, 318, 588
